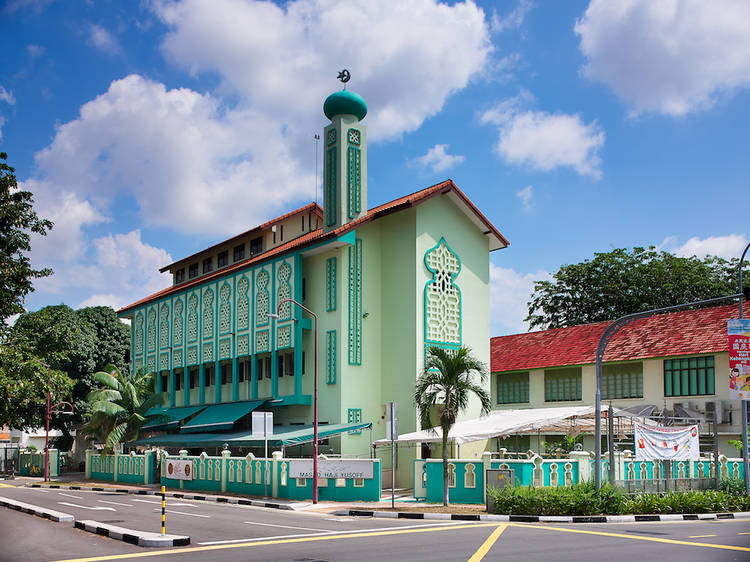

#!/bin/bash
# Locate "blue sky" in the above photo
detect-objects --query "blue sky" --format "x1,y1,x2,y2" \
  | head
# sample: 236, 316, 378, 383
2, 0, 749, 336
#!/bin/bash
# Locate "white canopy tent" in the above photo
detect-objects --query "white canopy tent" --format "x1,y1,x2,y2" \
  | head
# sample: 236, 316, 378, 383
373, 405, 657, 446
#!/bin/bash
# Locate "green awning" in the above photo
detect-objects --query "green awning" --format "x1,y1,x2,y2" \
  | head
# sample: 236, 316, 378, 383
133, 421, 372, 448
142, 405, 207, 431
180, 400, 266, 433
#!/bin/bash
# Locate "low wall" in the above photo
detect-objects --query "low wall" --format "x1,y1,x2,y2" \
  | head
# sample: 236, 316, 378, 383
85, 450, 158, 484
160, 451, 381, 502
19, 450, 59, 477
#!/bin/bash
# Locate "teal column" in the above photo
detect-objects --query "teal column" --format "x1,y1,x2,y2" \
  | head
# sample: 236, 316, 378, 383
199, 364, 205, 404
169, 368, 176, 407
271, 352, 279, 398
232, 356, 239, 402
183, 369, 190, 406
156, 371, 162, 395
214, 360, 222, 403
294, 343, 302, 399
293, 253, 303, 400
250, 353, 258, 399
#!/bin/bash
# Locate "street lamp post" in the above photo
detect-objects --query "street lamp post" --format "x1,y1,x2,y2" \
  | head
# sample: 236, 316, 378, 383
738, 242, 750, 494
269, 299, 319, 504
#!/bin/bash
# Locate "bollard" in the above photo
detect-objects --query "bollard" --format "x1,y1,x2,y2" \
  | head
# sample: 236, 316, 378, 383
161, 485, 166, 535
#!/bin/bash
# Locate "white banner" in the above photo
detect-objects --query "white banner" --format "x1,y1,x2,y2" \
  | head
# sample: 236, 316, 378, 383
634, 423, 700, 461
287, 459, 374, 479
165, 459, 193, 480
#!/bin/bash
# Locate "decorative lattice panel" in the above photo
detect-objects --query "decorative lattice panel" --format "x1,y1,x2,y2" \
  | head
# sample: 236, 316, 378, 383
203, 342, 213, 363
255, 270, 269, 326
135, 357, 143, 370
147, 355, 155, 373
187, 294, 198, 343
219, 338, 231, 360
159, 304, 170, 349
187, 346, 198, 366
256, 330, 269, 354
348, 239, 362, 365
348, 128, 360, 145
135, 312, 144, 356
147, 309, 156, 352
277, 325, 292, 349
219, 282, 231, 335
203, 288, 214, 339
326, 257, 336, 311
424, 238, 461, 346
326, 330, 337, 384
237, 334, 249, 356
277, 263, 291, 320
173, 348, 183, 368
347, 146, 361, 219
173, 299, 183, 346
236, 276, 249, 330
325, 147, 337, 226
159, 352, 170, 371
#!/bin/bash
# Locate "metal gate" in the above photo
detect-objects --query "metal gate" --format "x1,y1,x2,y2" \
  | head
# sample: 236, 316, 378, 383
1, 445, 20, 475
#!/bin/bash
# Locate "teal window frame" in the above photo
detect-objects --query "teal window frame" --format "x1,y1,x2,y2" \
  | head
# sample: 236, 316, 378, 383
544, 367, 582, 402
326, 330, 337, 384
664, 356, 715, 397
602, 362, 643, 399
347, 408, 362, 433
326, 257, 337, 311
496, 372, 529, 404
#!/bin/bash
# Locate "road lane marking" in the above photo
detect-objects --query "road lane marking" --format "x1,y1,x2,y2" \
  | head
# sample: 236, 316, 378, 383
200, 531, 337, 545
152, 508, 209, 518
59, 492, 84, 499
132, 499, 160, 504
35, 489, 51, 493
468, 524, 508, 562
98, 500, 133, 507
52, 522, 499, 561
739, 532, 750, 535
242, 521, 332, 532
58, 502, 116, 512
0, 483, 15, 488
688, 534, 717, 538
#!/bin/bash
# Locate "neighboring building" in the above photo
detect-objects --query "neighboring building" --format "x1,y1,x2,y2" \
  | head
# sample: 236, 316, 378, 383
118, 88, 508, 485
490, 303, 744, 456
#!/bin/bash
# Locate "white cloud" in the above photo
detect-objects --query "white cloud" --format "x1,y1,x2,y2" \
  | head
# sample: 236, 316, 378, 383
26, 44, 45, 57
0, 85, 16, 105
491, 0, 533, 33
489, 262, 550, 335
575, 0, 750, 117
411, 144, 465, 174
516, 185, 533, 212
153, 0, 492, 141
481, 94, 605, 177
666, 234, 749, 260
89, 24, 122, 55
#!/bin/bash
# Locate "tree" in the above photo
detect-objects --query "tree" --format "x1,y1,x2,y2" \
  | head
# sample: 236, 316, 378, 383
526, 247, 747, 330
83, 366, 163, 454
0, 152, 53, 337
414, 346, 491, 506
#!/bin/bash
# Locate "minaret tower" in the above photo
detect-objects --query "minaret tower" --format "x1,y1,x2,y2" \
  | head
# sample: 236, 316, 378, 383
322, 71, 368, 232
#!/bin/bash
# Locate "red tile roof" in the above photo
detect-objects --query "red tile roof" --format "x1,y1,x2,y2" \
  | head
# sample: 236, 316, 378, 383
491, 303, 741, 372
119, 180, 508, 315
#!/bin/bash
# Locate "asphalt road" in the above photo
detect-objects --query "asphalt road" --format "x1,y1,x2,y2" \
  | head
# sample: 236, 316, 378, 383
1, 482, 749, 561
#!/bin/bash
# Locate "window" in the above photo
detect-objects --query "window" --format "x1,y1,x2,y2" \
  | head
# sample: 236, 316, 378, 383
265, 356, 271, 379
256, 357, 264, 380
602, 362, 643, 399
189, 368, 198, 389
286, 354, 294, 377
206, 365, 215, 386
161, 373, 168, 393
250, 237, 262, 255
233, 244, 245, 262
175, 371, 182, 391
221, 363, 230, 385
273, 230, 276, 244
280, 225, 284, 241
302, 352, 305, 375
188, 263, 198, 279
301, 215, 305, 231
302, 278, 306, 301
239, 360, 247, 383
544, 367, 582, 402
175, 268, 185, 284
497, 372, 529, 404
664, 356, 715, 397
202, 257, 213, 274
278, 355, 284, 378
217, 251, 228, 268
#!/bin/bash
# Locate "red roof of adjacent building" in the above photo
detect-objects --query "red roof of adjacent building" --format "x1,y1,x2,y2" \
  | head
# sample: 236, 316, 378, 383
118, 180, 508, 315
491, 303, 741, 372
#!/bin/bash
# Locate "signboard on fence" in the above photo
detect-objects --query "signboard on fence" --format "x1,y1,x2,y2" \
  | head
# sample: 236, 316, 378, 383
287, 459, 373, 479
634, 423, 700, 461
728, 319, 750, 400
165, 459, 193, 480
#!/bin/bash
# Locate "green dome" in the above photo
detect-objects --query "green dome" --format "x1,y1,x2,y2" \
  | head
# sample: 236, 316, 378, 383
324, 90, 367, 121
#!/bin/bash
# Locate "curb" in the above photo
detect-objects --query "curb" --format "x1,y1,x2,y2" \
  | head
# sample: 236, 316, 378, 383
334, 509, 750, 523
0, 496, 74, 522
28, 483, 294, 510
74, 520, 189, 548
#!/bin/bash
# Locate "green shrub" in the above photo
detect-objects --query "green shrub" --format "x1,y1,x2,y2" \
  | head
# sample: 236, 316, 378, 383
720, 477, 747, 496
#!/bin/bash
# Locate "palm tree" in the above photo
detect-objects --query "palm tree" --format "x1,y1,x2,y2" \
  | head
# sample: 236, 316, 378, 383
83, 365, 163, 454
414, 346, 491, 506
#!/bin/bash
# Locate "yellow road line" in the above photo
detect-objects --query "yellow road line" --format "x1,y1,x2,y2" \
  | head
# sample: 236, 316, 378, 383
738, 532, 750, 535
55, 522, 499, 562
688, 534, 716, 538
515, 523, 750, 553
0, 483, 16, 488
467, 524, 507, 562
